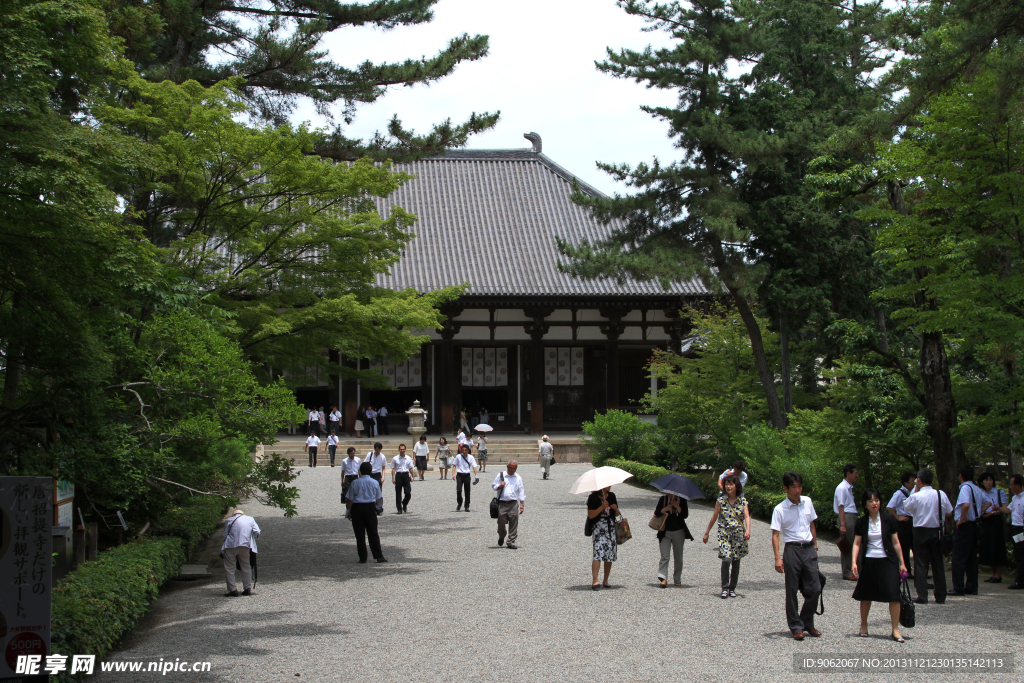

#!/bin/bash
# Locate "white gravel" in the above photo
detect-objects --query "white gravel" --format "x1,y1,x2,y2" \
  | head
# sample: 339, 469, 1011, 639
95, 464, 1023, 682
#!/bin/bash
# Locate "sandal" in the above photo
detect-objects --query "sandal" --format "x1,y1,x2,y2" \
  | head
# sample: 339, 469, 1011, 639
721, 590, 729, 599
659, 579, 667, 588
858, 632, 869, 637
892, 634, 904, 643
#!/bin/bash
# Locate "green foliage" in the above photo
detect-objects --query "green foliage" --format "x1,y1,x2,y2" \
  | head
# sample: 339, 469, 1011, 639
51, 537, 187, 674
148, 495, 230, 555
581, 410, 659, 467
605, 458, 671, 486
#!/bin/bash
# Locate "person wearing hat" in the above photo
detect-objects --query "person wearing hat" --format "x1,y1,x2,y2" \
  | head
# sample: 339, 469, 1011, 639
222, 508, 260, 596
538, 436, 554, 480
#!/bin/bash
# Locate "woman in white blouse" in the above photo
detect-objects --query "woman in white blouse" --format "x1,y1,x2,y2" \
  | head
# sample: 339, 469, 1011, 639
851, 488, 907, 642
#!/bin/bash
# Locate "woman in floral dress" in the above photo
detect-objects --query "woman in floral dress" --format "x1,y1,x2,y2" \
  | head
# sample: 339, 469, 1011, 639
702, 474, 751, 598
435, 437, 452, 479
587, 486, 621, 590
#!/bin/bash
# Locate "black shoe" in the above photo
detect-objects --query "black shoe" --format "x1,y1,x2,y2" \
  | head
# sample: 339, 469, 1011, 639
456, 505, 462, 512
964, 589, 978, 595
913, 598, 927, 604
507, 543, 517, 550
403, 505, 408, 512
464, 508, 470, 512
934, 599, 946, 604
377, 557, 388, 563
242, 588, 251, 596
1008, 583, 1024, 589
224, 590, 239, 597
947, 590, 967, 597
359, 558, 367, 563
984, 577, 1002, 583
498, 536, 505, 546
396, 509, 403, 514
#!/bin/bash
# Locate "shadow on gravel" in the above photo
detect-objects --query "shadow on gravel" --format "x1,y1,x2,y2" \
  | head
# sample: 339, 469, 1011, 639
564, 584, 627, 591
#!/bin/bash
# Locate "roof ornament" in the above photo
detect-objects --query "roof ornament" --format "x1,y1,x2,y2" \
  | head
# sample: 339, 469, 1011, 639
524, 132, 542, 153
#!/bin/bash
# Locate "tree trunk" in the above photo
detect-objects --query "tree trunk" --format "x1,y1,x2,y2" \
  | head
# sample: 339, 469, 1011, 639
1005, 361, 1023, 476
875, 306, 889, 354
780, 314, 793, 413
730, 290, 788, 429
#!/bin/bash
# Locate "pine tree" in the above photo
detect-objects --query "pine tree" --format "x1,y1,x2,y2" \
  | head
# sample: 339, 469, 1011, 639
105, 0, 498, 158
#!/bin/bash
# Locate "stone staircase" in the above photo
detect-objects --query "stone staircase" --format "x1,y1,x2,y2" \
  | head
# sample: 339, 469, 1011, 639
260, 436, 589, 468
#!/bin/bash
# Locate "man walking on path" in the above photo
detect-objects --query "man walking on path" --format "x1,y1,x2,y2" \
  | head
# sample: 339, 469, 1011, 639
306, 433, 321, 468
493, 460, 525, 549
834, 464, 858, 580
328, 405, 342, 437
327, 431, 339, 467
453, 444, 478, 512
392, 444, 414, 514
950, 465, 984, 596
222, 508, 260, 597
365, 443, 388, 514
903, 468, 953, 604
345, 462, 387, 563
885, 471, 917, 578
341, 447, 361, 500
771, 472, 822, 641
307, 408, 321, 437
538, 436, 554, 480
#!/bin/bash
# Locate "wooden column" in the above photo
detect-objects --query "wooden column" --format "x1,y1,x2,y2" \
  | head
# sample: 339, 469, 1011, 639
438, 308, 461, 436
340, 354, 358, 436
600, 308, 628, 411
524, 308, 552, 435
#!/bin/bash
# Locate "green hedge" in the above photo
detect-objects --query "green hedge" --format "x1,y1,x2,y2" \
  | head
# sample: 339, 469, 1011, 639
149, 495, 231, 555
51, 537, 187, 679
608, 458, 840, 533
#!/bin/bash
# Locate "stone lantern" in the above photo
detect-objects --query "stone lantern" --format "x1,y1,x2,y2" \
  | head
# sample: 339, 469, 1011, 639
406, 400, 427, 437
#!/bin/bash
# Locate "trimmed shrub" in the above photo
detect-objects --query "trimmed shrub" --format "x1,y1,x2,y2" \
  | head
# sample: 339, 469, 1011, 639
149, 495, 231, 555
606, 458, 672, 486
582, 410, 659, 466
51, 537, 187, 678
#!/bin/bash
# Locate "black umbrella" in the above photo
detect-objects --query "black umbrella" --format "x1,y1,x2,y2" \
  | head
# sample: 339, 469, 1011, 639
649, 474, 707, 501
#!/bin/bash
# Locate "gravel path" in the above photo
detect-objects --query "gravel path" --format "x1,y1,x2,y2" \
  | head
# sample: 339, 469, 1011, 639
98, 465, 1022, 682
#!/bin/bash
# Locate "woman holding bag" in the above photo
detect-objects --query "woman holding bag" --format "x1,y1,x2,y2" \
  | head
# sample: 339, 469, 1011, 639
653, 493, 692, 587
851, 488, 907, 642
587, 486, 620, 590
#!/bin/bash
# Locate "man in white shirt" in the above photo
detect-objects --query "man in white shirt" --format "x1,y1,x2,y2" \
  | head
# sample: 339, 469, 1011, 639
493, 460, 525, 549
378, 405, 389, 435
538, 436, 554, 480
885, 470, 917, 578
903, 468, 954, 604
305, 433, 321, 468
391, 444, 415, 514
995, 474, 1024, 589
950, 465, 985, 596
833, 464, 859, 580
413, 435, 430, 481
307, 409, 321, 437
222, 508, 260, 597
328, 405, 342, 436
453, 444, 478, 512
717, 460, 748, 491
770, 472, 821, 640
340, 447, 362, 501
327, 431, 340, 467
364, 443, 387, 514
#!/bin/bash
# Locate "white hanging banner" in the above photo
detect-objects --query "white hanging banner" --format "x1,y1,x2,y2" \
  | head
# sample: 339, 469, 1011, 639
544, 348, 558, 386
496, 347, 508, 386
484, 348, 496, 386
461, 348, 472, 386
570, 347, 585, 386
408, 352, 422, 387
557, 347, 570, 386
473, 348, 484, 387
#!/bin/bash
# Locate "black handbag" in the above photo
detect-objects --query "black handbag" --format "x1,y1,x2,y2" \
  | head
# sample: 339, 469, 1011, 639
899, 577, 915, 627
489, 473, 503, 519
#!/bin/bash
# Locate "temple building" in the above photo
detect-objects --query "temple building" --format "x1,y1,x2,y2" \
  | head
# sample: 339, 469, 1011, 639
327, 134, 711, 434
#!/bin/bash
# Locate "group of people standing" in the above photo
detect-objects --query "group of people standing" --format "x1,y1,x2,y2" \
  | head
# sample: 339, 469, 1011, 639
353, 405, 388, 437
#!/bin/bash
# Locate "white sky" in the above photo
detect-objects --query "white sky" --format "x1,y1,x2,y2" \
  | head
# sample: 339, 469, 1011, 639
294, 0, 679, 196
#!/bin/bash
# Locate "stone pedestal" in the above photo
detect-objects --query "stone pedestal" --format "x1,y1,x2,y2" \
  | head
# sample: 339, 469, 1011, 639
406, 400, 427, 436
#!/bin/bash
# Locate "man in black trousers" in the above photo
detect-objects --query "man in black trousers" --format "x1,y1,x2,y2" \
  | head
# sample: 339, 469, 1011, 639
391, 444, 414, 514
345, 462, 387, 563
950, 465, 984, 596
903, 468, 953, 604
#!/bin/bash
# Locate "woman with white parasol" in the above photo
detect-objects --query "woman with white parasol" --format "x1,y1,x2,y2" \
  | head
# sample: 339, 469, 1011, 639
571, 467, 633, 590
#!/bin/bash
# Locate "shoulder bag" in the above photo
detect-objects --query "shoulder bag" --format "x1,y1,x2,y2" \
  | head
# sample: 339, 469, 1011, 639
648, 497, 669, 531
939, 490, 954, 555
490, 473, 504, 519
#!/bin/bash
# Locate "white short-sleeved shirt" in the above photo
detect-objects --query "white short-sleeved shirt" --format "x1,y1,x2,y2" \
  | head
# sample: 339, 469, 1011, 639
307, 410, 319, 422
327, 435, 339, 446
865, 516, 886, 558
453, 453, 477, 474
364, 451, 386, 473
457, 432, 468, 446
887, 487, 912, 517
771, 496, 817, 544
477, 436, 487, 450
538, 442, 553, 457
329, 410, 341, 422
954, 482, 985, 522
834, 479, 857, 515
305, 436, 320, 448
903, 486, 953, 528
413, 442, 430, 458
391, 455, 414, 473
340, 456, 362, 476
719, 469, 748, 487
1008, 493, 1024, 527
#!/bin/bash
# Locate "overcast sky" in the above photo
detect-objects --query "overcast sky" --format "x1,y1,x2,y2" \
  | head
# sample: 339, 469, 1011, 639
294, 0, 679, 196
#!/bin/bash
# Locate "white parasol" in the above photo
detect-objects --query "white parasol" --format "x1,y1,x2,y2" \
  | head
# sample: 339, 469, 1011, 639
473, 424, 494, 432
568, 466, 634, 495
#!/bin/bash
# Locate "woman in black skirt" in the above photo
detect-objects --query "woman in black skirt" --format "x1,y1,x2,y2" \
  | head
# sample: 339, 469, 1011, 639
851, 488, 908, 642
978, 472, 1008, 583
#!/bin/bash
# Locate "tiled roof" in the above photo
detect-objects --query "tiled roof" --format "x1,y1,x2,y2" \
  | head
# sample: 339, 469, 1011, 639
372, 147, 710, 299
